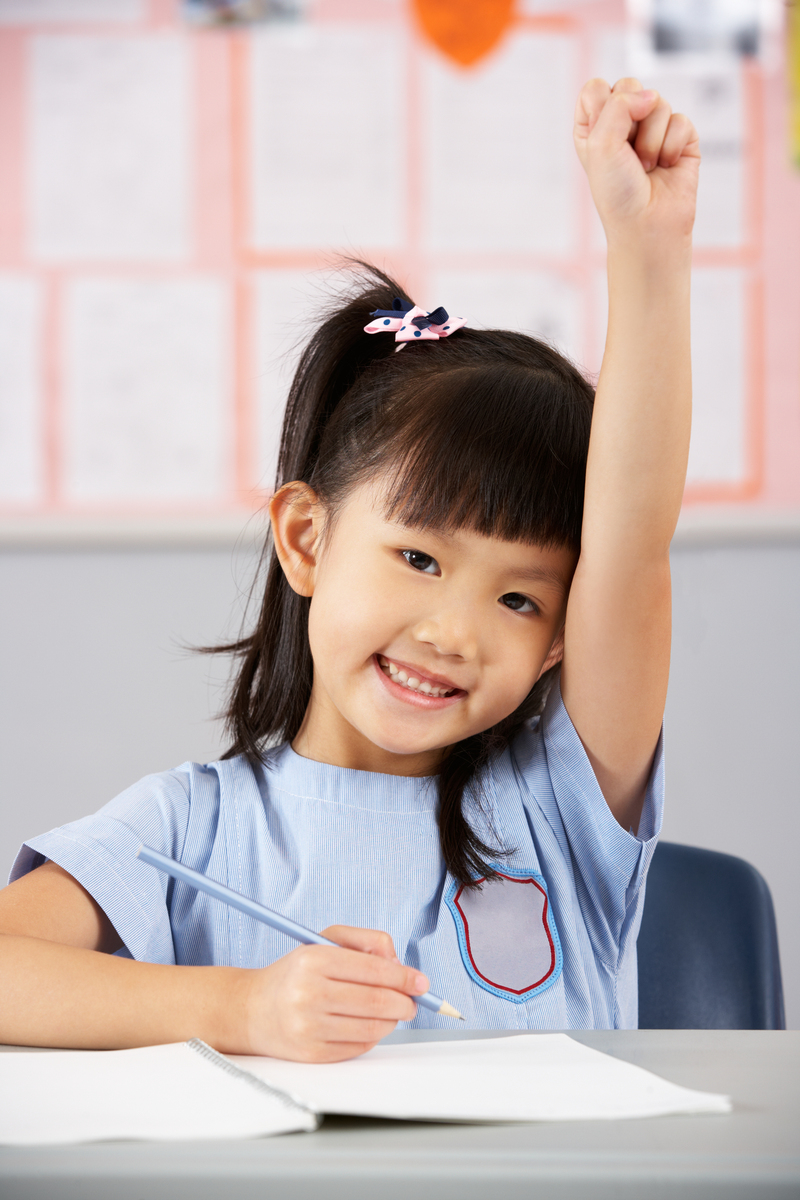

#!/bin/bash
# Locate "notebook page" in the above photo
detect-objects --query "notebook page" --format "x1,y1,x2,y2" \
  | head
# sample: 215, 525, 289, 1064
0, 1041, 317, 1145
234, 1033, 732, 1122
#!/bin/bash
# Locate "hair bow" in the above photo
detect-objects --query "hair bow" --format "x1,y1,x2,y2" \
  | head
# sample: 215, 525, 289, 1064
364, 297, 466, 343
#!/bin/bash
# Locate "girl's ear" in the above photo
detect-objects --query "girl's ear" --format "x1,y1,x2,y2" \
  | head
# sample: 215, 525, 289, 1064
538, 627, 565, 677
269, 482, 324, 597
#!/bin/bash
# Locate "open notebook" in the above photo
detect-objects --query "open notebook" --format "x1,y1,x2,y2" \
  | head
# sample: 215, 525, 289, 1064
0, 1033, 731, 1145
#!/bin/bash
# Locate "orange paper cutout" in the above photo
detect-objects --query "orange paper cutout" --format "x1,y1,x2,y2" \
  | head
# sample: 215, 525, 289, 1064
412, 0, 516, 67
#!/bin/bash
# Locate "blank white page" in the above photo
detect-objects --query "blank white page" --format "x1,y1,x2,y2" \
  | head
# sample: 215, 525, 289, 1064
29, 34, 190, 261
422, 34, 578, 255
62, 276, 231, 503
686, 267, 747, 485
0, 1041, 317, 1145
235, 1034, 732, 1122
249, 26, 404, 250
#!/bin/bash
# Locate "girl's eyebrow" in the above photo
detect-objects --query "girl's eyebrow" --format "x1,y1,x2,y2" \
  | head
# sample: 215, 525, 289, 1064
510, 564, 570, 592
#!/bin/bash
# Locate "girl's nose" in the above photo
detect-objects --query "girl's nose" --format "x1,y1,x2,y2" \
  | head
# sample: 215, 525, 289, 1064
412, 609, 479, 661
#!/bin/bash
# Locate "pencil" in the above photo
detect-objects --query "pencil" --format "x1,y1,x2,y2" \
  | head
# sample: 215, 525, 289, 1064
137, 844, 464, 1020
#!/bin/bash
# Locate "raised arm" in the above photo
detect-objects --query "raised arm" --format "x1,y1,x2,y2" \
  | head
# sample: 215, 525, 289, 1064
560, 78, 700, 832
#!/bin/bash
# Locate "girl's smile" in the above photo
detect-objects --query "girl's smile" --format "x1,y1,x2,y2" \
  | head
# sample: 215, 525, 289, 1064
374, 654, 465, 705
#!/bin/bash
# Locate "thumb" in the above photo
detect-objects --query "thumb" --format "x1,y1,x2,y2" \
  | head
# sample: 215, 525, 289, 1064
574, 77, 611, 145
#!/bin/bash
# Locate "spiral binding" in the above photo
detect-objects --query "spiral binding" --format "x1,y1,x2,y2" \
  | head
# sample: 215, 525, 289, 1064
187, 1038, 319, 1127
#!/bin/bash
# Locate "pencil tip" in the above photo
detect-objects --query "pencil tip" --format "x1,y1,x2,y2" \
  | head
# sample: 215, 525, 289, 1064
438, 1001, 465, 1020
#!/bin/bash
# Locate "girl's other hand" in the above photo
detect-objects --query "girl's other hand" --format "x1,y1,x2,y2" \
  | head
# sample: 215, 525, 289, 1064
573, 77, 700, 245
235, 926, 427, 1062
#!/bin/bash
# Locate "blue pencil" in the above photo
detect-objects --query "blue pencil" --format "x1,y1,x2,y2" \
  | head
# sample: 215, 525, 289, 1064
137, 844, 464, 1020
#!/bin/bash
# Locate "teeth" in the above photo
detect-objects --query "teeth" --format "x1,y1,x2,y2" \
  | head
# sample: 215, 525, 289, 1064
379, 657, 455, 698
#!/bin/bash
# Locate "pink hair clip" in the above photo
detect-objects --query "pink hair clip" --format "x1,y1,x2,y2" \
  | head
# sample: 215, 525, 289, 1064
364, 297, 466, 344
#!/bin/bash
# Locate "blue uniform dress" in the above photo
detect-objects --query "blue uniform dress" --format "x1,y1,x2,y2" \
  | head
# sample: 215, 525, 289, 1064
11, 679, 663, 1030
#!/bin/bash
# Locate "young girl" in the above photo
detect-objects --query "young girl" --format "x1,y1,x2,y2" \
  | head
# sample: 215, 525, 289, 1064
0, 79, 698, 1062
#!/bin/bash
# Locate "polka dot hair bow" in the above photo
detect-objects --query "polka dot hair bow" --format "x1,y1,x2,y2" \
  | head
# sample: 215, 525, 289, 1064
364, 297, 466, 344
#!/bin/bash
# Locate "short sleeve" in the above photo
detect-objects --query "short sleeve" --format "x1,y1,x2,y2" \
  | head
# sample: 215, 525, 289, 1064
8, 765, 214, 964
512, 675, 663, 976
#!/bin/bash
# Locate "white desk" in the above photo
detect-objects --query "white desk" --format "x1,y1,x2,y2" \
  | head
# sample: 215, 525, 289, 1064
1, 1030, 798, 1199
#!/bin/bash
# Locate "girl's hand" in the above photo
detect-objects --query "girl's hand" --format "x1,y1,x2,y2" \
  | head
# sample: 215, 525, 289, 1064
237, 926, 428, 1062
573, 77, 700, 245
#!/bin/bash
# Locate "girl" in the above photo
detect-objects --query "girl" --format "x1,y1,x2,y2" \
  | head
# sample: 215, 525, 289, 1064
0, 79, 699, 1062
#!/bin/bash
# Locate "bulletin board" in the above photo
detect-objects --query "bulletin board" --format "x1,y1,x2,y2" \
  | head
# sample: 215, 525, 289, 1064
0, 0, 798, 539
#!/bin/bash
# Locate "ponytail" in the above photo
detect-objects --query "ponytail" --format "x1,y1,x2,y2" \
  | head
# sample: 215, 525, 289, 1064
277, 272, 414, 486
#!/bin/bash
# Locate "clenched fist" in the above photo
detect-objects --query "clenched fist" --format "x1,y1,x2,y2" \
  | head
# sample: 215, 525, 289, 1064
574, 77, 700, 245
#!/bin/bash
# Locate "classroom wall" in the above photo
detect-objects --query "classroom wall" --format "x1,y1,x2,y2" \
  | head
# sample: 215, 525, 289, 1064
1, 538, 798, 1030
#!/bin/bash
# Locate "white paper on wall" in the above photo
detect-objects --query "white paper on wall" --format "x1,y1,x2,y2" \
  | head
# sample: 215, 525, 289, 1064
423, 33, 578, 255
0, 0, 143, 20
63, 277, 231, 503
30, 35, 191, 262
686, 267, 747, 484
591, 265, 747, 485
429, 268, 584, 369
249, 27, 405, 250
253, 268, 339, 487
0, 276, 43, 505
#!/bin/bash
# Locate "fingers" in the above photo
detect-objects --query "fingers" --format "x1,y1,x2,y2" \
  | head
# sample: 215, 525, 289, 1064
320, 925, 399, 962
633, 94, 672, 173
300, 943, 429, 997
317, 977, 418, 1024
282, 1017, 394, 1063
590, 86, 659, 154
576, 76, 697, 175
270, 999, 406, 1063
658, 111, 701, 168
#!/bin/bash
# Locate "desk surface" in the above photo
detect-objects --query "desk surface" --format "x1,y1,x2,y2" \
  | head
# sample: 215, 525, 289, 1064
1, 1030, 799, 1200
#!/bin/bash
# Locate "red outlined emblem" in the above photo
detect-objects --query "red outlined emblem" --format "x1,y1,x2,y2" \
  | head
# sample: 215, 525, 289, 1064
445, 868, 562, 1002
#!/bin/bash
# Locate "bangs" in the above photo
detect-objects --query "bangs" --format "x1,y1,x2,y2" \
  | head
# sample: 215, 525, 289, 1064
368, 363, 590, 550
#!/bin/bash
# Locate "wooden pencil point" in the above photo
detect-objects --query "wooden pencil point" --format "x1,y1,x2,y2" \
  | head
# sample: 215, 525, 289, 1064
438, 1001, 464, 1020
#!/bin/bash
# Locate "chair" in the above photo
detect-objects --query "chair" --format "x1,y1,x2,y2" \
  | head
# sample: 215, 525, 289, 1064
637, 841, 785, 1029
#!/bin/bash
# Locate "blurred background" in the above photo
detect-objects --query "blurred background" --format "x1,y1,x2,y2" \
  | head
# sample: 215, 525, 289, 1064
0, 0, 798, 1025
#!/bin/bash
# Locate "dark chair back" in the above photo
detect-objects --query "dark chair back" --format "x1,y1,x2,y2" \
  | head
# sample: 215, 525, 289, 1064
638, 841, 785, 1029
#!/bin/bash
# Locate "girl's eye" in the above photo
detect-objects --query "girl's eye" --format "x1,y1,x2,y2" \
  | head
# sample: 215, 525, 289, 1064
501, 593, 537, 614
402, 550, 439, 575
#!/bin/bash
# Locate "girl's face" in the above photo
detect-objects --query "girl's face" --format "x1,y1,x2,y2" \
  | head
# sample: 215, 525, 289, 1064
274, 479, 577, 776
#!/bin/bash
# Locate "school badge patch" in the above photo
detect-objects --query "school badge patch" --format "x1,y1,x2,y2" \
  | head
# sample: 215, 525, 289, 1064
445, 867, 562, 1002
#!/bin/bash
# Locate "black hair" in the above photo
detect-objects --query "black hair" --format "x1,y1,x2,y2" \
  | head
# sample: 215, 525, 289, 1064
211, 263, 594, 885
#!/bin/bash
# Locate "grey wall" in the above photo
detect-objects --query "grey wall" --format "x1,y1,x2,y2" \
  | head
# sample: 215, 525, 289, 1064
1, 541, 798, 1028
